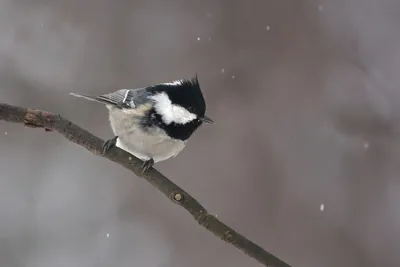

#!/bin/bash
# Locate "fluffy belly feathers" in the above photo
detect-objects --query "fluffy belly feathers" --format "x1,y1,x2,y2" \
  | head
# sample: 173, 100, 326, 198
107, 105, 186, 162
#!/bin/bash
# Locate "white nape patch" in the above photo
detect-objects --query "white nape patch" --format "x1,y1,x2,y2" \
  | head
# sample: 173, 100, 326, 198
162, 79, 183, 86
150, 92, 197, 124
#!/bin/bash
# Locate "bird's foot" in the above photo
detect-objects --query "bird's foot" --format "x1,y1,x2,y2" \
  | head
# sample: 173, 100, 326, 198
102, 136, 118, 154
141, 158, 154, 174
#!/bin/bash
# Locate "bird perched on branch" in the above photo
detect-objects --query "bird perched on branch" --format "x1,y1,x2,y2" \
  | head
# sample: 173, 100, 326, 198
70, 76, 213, 172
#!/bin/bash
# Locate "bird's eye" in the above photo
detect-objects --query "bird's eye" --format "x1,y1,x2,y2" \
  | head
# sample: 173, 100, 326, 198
187, 107, 195, 113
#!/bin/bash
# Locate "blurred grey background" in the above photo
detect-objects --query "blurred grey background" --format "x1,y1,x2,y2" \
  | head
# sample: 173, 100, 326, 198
1, 0, 400, 266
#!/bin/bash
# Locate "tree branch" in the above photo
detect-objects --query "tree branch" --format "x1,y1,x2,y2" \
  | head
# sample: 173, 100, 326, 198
0, 103, 292, 267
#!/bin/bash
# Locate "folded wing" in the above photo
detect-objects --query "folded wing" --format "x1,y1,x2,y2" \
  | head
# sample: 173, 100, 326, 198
70, 88, 149, 109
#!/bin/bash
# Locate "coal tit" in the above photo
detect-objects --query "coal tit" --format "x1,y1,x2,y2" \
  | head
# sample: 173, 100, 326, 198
70, 76, 213, 172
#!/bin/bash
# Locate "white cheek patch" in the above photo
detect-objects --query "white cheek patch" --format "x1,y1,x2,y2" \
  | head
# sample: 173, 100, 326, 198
150, 92, 197, 124
171, 105, 197, 124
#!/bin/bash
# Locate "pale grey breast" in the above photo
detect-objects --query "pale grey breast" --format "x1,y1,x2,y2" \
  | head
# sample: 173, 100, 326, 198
107, 104, 186, 162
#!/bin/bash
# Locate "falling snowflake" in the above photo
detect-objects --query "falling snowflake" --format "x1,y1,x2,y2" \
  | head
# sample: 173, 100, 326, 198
318, 5, 323, 11
106, 233, 110, 238
266, 25, 271, 31
221, 69, 225, 73
364, 142, 369, 149
320, 204, 324, 211
232, 75, 235, 79
4, 132, 7, 135
197, 37, 201, 41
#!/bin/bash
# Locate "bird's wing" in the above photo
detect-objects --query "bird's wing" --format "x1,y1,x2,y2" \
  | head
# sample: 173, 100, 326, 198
70, 88, 149, 109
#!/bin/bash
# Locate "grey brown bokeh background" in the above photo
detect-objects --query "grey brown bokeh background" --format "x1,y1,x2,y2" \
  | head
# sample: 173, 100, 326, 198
1, 0, 400, 266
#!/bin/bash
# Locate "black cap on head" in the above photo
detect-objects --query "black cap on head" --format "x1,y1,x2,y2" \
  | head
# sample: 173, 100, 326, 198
145, 75, 213, 141
153, 75, 206, 117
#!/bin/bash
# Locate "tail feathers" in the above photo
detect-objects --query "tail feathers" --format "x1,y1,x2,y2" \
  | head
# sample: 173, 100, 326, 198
69, 92, 115, 105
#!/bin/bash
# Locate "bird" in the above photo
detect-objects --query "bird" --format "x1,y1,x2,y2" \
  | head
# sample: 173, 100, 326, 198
70, 76, 214, 173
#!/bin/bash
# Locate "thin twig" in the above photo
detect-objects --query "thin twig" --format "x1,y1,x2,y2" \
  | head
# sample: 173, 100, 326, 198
0, 103, 292, 267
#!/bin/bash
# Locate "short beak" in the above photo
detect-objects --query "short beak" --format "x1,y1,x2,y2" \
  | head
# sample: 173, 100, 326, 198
199, 115, 214, 124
